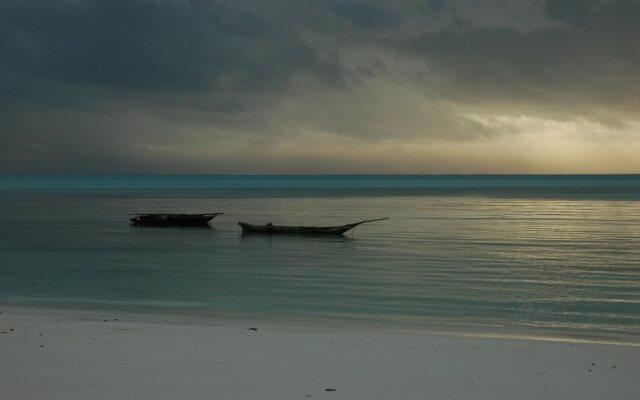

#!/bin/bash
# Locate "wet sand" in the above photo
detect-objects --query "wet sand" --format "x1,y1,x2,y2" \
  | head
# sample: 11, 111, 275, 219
1, 307, 638, 400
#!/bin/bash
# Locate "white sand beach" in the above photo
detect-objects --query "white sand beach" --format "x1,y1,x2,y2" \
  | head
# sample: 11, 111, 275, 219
1, 307, 638, 400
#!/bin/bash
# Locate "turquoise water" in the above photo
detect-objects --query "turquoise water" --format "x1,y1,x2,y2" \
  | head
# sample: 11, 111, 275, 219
1, 175, 639, 339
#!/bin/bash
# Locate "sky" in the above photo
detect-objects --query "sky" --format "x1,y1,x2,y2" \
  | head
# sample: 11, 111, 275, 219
1, 0, 639, 174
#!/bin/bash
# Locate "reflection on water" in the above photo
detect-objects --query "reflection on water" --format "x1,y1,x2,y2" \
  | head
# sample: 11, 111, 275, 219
0, 176, 639, 340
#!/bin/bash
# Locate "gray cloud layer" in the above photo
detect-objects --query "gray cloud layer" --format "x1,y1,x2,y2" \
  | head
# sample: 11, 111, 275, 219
1, 0, 639, 173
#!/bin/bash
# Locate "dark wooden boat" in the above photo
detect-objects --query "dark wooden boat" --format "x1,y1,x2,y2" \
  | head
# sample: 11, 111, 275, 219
238, 218, 389, 235
130, 213, 223, 227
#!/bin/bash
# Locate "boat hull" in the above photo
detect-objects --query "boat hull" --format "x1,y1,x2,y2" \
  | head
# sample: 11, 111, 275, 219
238, 222, 356, 235
130, 214, 220, 227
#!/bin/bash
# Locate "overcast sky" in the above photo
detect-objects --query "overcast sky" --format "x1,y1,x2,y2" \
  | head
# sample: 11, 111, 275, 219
1, 0, 639, 174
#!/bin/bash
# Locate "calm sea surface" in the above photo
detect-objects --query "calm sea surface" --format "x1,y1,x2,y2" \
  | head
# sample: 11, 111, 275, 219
1, 175, 639, 340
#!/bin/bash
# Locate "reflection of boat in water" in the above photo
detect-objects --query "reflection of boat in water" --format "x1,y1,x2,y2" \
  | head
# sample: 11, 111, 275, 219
238, 218, 389, 235
130, 213, 223, 227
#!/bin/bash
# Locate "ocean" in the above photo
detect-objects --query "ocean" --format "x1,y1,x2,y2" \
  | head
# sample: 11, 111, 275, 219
1, 175, 639, 341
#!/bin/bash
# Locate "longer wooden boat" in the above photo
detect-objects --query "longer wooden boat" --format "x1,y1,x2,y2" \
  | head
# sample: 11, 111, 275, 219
130, 213, 223, 227
238, 218, 389, 235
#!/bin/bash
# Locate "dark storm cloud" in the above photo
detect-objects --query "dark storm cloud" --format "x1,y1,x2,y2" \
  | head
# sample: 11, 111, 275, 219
0, 0, 342, 94
0, 0, 639, 173
0, 0, 346, 172
377, 0, 640, 108
321, 0, 403, 31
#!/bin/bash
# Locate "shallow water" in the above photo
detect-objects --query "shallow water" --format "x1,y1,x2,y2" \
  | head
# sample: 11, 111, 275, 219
1, 175, 639, 339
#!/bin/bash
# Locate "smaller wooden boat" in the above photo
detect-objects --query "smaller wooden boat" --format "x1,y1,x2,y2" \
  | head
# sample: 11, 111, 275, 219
130, 213, 223, 227
238, 218, 389, 235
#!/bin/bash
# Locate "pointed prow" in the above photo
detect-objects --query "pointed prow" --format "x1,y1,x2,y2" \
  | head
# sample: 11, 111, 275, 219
348, 218, 390, 227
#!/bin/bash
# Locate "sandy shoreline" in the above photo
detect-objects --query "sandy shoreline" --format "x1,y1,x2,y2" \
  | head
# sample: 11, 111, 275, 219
1, 306, 639, 400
